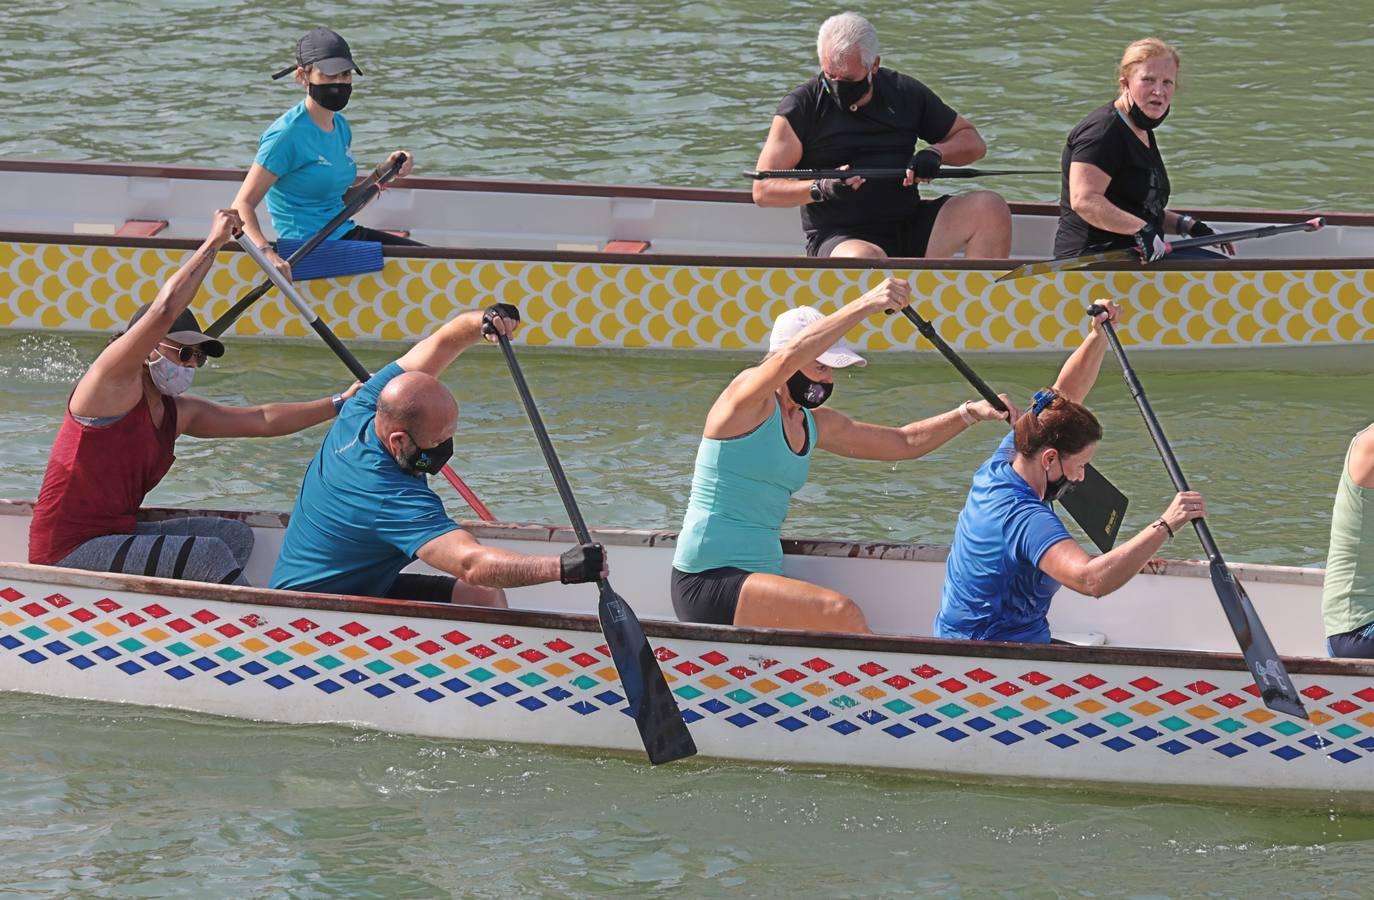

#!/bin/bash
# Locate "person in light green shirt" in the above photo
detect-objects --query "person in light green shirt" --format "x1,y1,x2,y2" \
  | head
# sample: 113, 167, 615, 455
1324, 426, 1374, 657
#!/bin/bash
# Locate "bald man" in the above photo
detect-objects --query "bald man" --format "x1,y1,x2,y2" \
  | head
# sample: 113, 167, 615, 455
270, 304, 605, 605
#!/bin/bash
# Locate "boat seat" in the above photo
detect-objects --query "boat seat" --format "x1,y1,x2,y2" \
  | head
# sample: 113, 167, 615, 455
602, 239, 651, 253
114, 219, 169, 237
1051, 630, 1107, 646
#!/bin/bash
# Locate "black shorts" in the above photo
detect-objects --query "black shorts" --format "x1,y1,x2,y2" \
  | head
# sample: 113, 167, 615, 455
339, 224, 424, 247
807, 195, 952, 258
670, 566, 751, 625
386, 573, 456, 603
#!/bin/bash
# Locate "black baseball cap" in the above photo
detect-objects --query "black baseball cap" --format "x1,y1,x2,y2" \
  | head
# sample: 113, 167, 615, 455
128, 305, 226, 358
271, 28, 363, 80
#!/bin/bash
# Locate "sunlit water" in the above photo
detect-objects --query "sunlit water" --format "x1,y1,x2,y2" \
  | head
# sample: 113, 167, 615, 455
2, 0, 1373, 895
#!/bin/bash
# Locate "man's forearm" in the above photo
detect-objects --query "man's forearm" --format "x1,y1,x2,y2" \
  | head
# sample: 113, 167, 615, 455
461, 547, 561, 589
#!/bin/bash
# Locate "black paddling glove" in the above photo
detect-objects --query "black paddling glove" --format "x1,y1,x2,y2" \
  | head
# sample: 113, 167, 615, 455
560, 543, 605, 584
481, 303, 521, 335
908, 147, 943, 180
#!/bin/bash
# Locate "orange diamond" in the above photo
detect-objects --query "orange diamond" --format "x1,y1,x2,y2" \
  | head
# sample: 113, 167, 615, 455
1021, 695, 1050, 711
339, 645, 367, 660
751, 678, 780, 693
241, 637, 268, 653
1130, 701, 1162, 716
1076, 699, 1106, 714
543, 662, 571, 677
803, 682, 832, 697
702, 674, 730, 690
912, 689, 940, 704
965, 692, 996, 708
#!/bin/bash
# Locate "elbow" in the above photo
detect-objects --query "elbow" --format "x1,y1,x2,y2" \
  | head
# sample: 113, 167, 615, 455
751, 184, 778, 208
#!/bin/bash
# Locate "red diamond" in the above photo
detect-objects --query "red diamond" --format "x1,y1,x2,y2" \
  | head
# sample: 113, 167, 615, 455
1048, 684, 1079, 699
21, 602, 46, 617
266, 628, 293, 642
1159, 690, 1190, 705
802, 657, 833, 672
1301, 685, 1333, 700
391, 626, 419, 640
118, 613, 145, 626
884, 675, 914, 689
0, 587, 23, 601
727, 666, 756, 679
1242, 684, 1260, 697
756, 658, 780, 669
1130, 676, 1162, 691
142, 603, 170, 618
192, 609, 218, 623
1186, 680, 1218, 695
416, 640, 444, 655
70, 608, 96, 623
441, 630, 470, 646
545, 638, 572, 653
965, 668, 996, 683
701, 651, 729, 666
45, 594, 71, 608
1215, 693, 1246, 708
1355, 687, 1374, 703
166, 618, 194, 634
913, 665, 941, 679
216, 623, 243, 638
992, 681, 1022, 697
364, 636, 392, 650
341, 622, 369, 636
1104, 687, 1134, 703
776, 668, 807, 683
291, 618, 320, 632
570, 652, 599, 667
674, 661, 703, 675
240, 614, 266, 628
1329, 699, 1360, 715
859, 661, 888, 676
490, 634, 518, 649
655, 646, 678, 661
832, 671, 860, 687
316, 631, 341, 646
95, 598, 121, 612
937, 677, 967, 693
469, 645, 495, 659
1075, 674, 1106, 689
1021, 671, 1051, 686
520, 649, 548, 663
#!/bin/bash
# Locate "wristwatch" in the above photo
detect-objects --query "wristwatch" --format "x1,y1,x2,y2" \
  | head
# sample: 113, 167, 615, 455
331, 393, 345, 415
1176, 214, 1197, 236
809, 179, 824, 204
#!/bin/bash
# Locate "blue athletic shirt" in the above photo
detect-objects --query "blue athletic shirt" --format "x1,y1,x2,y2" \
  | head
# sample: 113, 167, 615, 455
935, 431, 1074, 643
270, 363, 460, 597
255, 101, 357, 241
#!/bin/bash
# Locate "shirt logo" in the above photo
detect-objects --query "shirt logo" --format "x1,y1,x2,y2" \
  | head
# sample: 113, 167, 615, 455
316, 155, 332, 167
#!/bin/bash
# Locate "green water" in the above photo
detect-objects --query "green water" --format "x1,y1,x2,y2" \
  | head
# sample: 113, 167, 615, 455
3, 0, 1374, 895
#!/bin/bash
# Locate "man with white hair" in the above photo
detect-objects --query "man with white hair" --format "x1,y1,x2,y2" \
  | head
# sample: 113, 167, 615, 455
752, 12, 1012, 260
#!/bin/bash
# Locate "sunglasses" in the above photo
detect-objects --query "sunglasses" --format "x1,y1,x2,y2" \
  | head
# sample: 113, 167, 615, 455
160, 342, 208, 367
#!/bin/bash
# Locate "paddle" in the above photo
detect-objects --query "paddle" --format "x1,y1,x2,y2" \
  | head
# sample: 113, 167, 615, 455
1088, 305, 1307, 719
997, 217, 1326, 283
206, 153, 408, 338
898, 306, 1129, 553
746, 167, 1059, 181
235, 235, 497, 523
492, 330, 697, 765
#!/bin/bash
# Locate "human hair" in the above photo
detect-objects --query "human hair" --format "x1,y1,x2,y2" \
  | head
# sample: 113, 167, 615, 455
817, 12, 879, 69
1013, 389, 1103, 458
1117, 37, 1180, 88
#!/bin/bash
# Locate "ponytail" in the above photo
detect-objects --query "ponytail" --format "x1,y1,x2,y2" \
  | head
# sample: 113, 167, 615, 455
1014, 388, 1102, 458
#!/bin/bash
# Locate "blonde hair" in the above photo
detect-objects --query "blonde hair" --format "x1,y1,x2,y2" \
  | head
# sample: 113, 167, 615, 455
1117, 37, 1180, 87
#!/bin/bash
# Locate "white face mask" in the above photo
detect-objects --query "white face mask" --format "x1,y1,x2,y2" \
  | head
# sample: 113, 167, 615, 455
146, 352, 195, 396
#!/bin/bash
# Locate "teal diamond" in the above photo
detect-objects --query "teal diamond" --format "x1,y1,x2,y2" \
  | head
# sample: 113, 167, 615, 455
21, 625, 47, 640
884, 699, 914, 715
1047, 709, 1077, 725
674, 685, 704, 700
1329, 724, 1359, 741
468, 667, 495, 683
365, 660, 393, 675
571, 674, 598, 690
777, 692, 806, 708
830, 695, 858, 710
727, 689, 756, 703
416, 663, 443, 679
118, 637, 144, 652
68, 631, 96, 646
1213, 717, 1245, 733
215, 647, 244, 662
936, 703, 967, 718
991, 706, 1023, 721
265, 650, 291, 666
518, 672, 547, 687
1103, 712, 1132, 728
166, 642, 194, 657
1271, 720, 1304, 737
1159, 716, 1189, 732
315, 654, 342, 670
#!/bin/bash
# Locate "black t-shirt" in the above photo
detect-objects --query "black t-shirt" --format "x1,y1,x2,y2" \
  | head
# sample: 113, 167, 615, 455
1054, 102, 1171, 256
777, 68, 958, 232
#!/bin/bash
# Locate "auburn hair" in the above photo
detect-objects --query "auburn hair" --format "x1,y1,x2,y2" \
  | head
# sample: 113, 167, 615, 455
1118, 37, 1180, 87
1014, 390, 1102, 457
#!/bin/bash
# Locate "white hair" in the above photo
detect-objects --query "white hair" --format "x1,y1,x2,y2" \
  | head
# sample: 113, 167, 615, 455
816, 12, 879, 69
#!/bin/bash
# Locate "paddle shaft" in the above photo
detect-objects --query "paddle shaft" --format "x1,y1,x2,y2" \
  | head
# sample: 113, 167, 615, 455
748, 167, 1058, 181
899, 308, 1006, 412
235, 235, 496, 523
206, 154, 407, 338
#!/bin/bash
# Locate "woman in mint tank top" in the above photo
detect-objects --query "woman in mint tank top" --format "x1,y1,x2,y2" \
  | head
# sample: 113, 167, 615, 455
1323, 426, 1374, 658
231, 28, 420, 284
670, 277, 1012, 634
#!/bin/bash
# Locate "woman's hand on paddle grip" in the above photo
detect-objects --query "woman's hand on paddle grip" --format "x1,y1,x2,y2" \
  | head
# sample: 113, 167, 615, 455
480, 303, 521, 343
859, 277, 910, 316
969, 393, 1020, 423
384, 150, 414, 180
1161, 490, 1206, 534
1088, 299, 1122, 332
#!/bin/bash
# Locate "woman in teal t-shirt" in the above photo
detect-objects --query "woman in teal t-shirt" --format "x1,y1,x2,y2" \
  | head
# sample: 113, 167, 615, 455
670, 277, 1010, 634
232, 28, 418, 282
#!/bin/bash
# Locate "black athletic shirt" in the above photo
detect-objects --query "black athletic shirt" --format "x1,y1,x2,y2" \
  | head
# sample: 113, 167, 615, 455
1054, 102, 1171, 256
776, 68, 958, 232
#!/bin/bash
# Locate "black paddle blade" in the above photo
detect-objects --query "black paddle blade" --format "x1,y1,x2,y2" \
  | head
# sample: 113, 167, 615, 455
1207, 559, 1308, 719
1057, 464, 1128, 553
597, 583, 698, 764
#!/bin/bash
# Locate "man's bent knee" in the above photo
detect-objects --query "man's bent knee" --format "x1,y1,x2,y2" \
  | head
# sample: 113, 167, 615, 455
830, 239, 888, 260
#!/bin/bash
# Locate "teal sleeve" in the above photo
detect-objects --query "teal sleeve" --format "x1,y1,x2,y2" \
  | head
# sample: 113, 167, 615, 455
255, 121, 297, 178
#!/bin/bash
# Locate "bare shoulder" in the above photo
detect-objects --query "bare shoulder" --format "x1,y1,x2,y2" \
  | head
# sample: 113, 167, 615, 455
1349, 426, 1374, 488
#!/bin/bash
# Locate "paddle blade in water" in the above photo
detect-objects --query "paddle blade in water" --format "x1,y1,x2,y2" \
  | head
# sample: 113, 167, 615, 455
598, 583, 698, 764
1207, 558, 1308, 719
1057, 464, 1128, 552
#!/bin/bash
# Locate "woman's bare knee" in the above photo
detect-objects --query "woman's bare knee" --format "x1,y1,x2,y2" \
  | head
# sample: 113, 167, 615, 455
821, 592, 869, 633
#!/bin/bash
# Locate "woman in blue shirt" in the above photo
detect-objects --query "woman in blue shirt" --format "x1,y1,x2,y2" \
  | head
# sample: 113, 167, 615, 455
936, 301, 1206, 644
232, 28, 418, 282
671, 277, 1011, 634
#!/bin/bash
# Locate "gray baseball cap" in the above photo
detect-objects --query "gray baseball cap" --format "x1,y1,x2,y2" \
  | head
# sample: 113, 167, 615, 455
271, 28, 363, 80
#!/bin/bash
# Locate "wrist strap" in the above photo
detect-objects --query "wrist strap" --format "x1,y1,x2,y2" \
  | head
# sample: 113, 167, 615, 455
1154, 517, 1174, 539
958, 400, 977, 426
331, 393, 344, 415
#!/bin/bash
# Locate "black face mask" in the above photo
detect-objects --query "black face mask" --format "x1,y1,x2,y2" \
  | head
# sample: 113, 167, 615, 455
1044, 457, 1070, 503
821, 72, 871, 112
397, 434, 454, 476
786, 371, 833, 409
309, 82, 352, 112
1126, 100, 1168, 131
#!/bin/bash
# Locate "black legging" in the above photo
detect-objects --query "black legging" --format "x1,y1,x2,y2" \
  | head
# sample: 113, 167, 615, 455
340, 224, 423, 246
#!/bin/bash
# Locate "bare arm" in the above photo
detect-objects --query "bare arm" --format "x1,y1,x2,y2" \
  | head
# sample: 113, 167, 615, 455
929, 115, 986, 167
417, 529, 561, 589
1068, 161, 1148, 236
230, 164, 291, 279
69, 209, 241, 420
394, 309, 508, 378
1349, 427, 1374, 488
1050, 300, 1120, 405
176, 382, 359, 439
813, 396, 1010, 461
751, 116, 813, 208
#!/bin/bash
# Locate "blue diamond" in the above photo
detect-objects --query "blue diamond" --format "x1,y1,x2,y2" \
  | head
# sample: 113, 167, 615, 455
415, 687, 443, 702
191, 656, 219, 671
937, 727, 968, 742
491, 682, 520, 697
701, 698, 728, 714
0, 635, 20, 650
241, 661, 267, 676
726, 713, 757, 728
1187, 729, 1218, 745
341, 669, 369, 684
750, 702, 779, 718
141, 650, 168, 666
570, 700, 596, 715
1019, 720, 1049, 736
315, 678, 344, 694
884, 723, 915, 738
20, 649, 46, 664
290, 665, 319, 680
804, 706, 832, 722
1130, 726, 1161, 741
1075, 723, 1106, 738
992, 730, 1023, 746
517, 696, 546, 711
1159, 740, 1189, 755
1299, 734, 1330, 751
365, 684, 395, 699
216, 671, 244, 685
965, 716, 994, 732
116, 660, 142, 674
543, 686, 572, 701
265, 675, 292, 690
391, 673, 419, 689
1243, 732, 1276, 747
858, 710, 888, 725
1048, 734, 1079, 749
467, 690, 496, 706
1103, 736, 1134, 752
913, 713, 939, 728
1214, 742, 1247, 758
1271, 745, 1304, 761
441, 677, 469, 693
165, 666, 193, 680
93, 646, 119, 661
681, 709, 704, 724
1330, 748, 1360, 764
1356, 736, 1374, 751
43, 640, 71, 655
67, 654, 95, 670
829, 720, 860, 735
777, 716, 807, 732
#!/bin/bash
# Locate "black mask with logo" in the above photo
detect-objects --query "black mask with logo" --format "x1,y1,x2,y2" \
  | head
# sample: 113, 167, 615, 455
397, 434, 454, 476
309, 82, 352, 112
1044, 457, 1070, 503
1126, 100, 1168, 131
821, 72, 871, 112
786, 371, 834, 409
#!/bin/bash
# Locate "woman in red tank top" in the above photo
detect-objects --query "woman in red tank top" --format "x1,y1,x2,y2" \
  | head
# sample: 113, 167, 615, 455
29, 209, 358, 585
